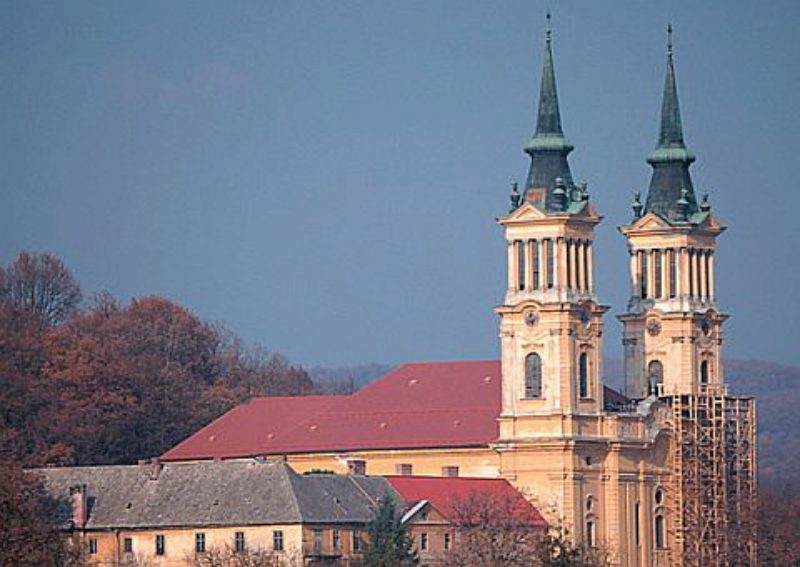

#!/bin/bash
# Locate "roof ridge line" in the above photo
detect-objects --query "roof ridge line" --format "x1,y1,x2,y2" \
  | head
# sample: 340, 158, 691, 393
281, 465, 304, 522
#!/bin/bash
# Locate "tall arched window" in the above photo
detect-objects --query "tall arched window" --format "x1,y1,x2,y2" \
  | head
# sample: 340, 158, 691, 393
654, 514, 665, 549
647, 360, 664, 395
546, 239, 554, 289
700, 360, 709, 388
668, 249, 677, 298
578, 352, 589, 399
525, 353, 542, 399
531, 240, 540, 290
585, 517, 596, 548
517, 240, 526, 291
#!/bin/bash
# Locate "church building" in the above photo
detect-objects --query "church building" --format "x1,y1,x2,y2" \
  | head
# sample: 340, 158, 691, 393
164, 22, 756, 567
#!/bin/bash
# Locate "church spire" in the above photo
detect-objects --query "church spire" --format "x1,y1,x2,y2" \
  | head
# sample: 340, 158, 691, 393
657, 25, 684, 147
523, 13, 576, 213
534, 13, 564, 136
644, 25, 698, 221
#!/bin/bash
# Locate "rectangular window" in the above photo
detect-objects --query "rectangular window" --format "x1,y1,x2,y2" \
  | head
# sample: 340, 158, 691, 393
313, 529, 323, 553
195, 533, 206, 553
531, 240, 539, 289
333, 529, 341, 550
273, 530, 284, 552
155, 534, 165, 556
654, 250, 662, 298
124, 537, 133, 554
353, 531, 362, 553
396, 463, 413, 476
634, 502, 641, 546
517, 240, 526, 291
88, 538, 98, 555
546, 239, 554, 289
234, 531, 245, 553
347, 460, 366, 475
442, 466, 459, 478
444, 533, 451, 550
420, 532, 428, 551
640, 251, 648, 298
669, 249, 676, 298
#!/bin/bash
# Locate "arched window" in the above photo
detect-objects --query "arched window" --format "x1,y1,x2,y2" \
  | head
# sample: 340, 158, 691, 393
634, 501, 641, 546
647, 360, 664, 395
654, 514, 665, 549
525, 353, 542, 399
578, 352, 589, 399
585, 518, 596, 548
668, 249, 677, 298
700, 360, 709, 388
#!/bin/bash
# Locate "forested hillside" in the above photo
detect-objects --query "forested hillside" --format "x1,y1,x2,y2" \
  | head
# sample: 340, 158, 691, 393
0, 251, 313, 468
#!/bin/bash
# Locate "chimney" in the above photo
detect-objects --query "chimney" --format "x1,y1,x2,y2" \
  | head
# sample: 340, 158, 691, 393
69, 484, 88, 529
148, 457, 162, 481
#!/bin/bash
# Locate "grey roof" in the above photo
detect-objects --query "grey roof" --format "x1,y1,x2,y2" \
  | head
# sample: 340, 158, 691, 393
522, 21, 578, 214
32, 461, 396, 530
643, 27, 700, 223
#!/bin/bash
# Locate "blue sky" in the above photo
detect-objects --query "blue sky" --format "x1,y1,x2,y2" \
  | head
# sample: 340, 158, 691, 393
2, 1, 799, 368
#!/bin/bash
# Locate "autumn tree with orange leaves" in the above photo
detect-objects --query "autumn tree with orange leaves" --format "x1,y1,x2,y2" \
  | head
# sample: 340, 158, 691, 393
0, 250, 314, 467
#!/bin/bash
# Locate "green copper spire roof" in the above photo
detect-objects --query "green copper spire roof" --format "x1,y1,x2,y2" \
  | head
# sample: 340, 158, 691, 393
523, 13, 576, 213
644, 25, 699, 221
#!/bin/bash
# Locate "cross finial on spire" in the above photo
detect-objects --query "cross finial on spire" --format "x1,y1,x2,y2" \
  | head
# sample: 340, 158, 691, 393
667, 24, 673, 56
546, 12, 552, 44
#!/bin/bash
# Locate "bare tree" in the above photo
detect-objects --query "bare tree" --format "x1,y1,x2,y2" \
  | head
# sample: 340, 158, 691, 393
1, 251, 82, 325
186, 545, 299, 567
444, 491, 611, 567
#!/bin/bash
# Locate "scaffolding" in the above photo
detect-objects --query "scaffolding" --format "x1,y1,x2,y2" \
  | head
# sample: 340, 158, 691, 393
665, 391, 756, 567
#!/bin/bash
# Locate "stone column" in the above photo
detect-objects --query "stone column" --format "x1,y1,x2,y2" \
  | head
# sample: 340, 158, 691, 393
508, 241, 517, 292
660, 249, 668, 299
697, 250, 706, 301
577, 240, 586, 291
679, 248, 689, 298
629, 248, 638, 299
587, 241, 594, 293
694, 249, 703, 301
709, 251, 716, 302
647, 249, 656, 300
557, 237, 567, 291
569, 240, 577, 290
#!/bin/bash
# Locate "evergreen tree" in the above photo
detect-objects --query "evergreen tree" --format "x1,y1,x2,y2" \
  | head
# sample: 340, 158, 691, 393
364, 494, 418, 566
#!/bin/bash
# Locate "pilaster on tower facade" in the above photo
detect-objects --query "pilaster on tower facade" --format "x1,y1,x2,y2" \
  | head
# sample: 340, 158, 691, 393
619, 28, 727, 399
496, 20, 608, 444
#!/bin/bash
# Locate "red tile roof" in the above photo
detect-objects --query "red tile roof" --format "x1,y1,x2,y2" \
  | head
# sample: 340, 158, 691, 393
162, 360, 626, 461
162, 396, 341, 461
386, 476, 547, 527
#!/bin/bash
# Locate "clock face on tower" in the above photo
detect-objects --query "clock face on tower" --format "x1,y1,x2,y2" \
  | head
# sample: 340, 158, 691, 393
646, 318, 662, 336
524, 309, 539, 327
579, 306, 591, 327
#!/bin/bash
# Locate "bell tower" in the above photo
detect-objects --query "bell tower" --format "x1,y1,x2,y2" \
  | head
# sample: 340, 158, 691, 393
619, 27, 726, 398
497, 16, 608, 445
